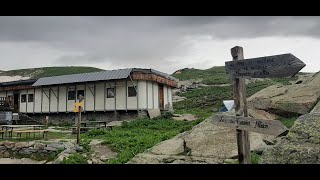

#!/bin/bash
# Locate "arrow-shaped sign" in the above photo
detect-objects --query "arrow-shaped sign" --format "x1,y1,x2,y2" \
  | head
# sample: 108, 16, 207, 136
210, 114, 289, 136
225, 53, 306, 78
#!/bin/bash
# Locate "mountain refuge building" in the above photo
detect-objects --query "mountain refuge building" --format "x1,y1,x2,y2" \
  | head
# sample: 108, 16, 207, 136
0, 68, 178, 123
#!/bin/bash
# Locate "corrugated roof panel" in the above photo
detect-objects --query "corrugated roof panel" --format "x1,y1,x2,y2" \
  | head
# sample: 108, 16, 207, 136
32, 68, 132, 86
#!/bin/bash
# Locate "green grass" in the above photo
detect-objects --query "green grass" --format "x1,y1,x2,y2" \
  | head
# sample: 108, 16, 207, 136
61, 153, 89, 164
279, 116, 298, 128
83, 117, 202, 164
251, 152, 261, 164
172, 66, 229, 85
1, 66, 104, 79
0, 132, 75, 142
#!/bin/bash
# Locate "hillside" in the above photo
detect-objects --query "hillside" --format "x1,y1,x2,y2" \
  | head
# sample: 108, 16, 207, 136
0, 66, 104, 79
171, 66, 312, 119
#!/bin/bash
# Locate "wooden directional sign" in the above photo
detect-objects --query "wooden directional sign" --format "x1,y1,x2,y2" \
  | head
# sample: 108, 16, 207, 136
211, 114, 289, 136
225, 53, 306, 78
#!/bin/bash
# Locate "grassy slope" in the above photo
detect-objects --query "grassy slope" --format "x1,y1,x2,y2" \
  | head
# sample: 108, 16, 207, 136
172, 66, 302, 120
84, 116, 203, 164
0, 66, 104, 79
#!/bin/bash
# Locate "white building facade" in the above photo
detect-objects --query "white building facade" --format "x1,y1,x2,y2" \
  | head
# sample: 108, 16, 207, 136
0, 68, 177, 114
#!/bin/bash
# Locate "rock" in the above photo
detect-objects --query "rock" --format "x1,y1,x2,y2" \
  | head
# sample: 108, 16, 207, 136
173, 114, 183, 117
150, 138, 185, 155
248, 76, 320, 115
3, 142, 15, 149
63, 149, 76, 154
12, 142, 30, 151
100, 155, 109, 161
89, 139, 103, 146
253, 144, 272, 155
54, 153, 70, 164
87, 160, 93, 164
75, 145, 84, 152
34, 143, 46, 150
173, 114, 198, 121
63, 142, 75, 150
223, 159, 238, 164
106, 121, 123, 127
2, 151, 10, 158
92, 158, 104, 164
47, 142, 65, 150
148, 109, 161, 119
248, 109, 279, 120
172, 96, 187, 103
260, 114, 320, 164
28, 141, 35, 147
0, 142, 4, 146
310, 100, 320, 114
130, 116, 267, 164
19, 148, 36, 155
44, 147, 58, 152
0, 146, 6, 150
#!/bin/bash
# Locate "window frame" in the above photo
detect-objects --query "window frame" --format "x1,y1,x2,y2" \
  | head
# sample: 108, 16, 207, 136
28, 94, 34, 102
68, 90, 76, 100
128, 86, 137, 97
77, 90, 85, 99
21, 94, 27, 103
107, 88, 115, 98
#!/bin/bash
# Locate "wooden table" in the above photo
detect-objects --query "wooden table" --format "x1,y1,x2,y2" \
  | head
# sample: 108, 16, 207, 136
80, 121, 107, 128
0, 125, 44, 138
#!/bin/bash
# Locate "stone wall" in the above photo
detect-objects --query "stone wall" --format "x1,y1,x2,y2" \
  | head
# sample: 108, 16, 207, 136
0, 141, 83, 161
25, 110, 140, 125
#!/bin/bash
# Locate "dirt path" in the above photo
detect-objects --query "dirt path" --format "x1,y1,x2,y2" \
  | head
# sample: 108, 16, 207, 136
0, 158, 46, 164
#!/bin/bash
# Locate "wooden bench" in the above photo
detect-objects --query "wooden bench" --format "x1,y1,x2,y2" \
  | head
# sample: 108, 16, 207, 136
13, 129, 49, 139
0, 130, 5, 139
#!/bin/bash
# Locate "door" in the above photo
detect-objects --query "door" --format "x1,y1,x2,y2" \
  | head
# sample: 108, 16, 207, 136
159, 85, 164, 110
13, 93, 19, 113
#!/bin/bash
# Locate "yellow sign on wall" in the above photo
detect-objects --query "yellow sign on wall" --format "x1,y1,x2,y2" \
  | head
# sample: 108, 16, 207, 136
74, 102, 84, 112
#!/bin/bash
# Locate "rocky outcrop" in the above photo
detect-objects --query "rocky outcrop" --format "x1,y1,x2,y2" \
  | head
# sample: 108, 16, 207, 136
248, 72, 320, 116
260, 113, 320, 164
0, 140, 83, 163
128, 116, 268, 164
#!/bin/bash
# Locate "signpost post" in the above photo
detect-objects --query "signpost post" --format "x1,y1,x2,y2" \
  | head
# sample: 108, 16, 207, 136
211, 46, 306, 164
75, 95, 84, 145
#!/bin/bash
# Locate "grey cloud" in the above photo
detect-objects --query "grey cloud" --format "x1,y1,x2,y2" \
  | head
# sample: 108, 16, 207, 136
1, 16, 320, 72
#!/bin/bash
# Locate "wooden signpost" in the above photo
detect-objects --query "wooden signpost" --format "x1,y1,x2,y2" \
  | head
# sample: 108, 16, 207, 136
75, 95, 84, 144
211, 46, 306, 164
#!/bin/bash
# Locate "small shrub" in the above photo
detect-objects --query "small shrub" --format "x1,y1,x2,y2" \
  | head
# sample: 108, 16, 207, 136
251, 153, 261, 164
161, 112, 173, 119
62, 153, 88, 164
80, 138, 91, 152
87, 129, 106, 137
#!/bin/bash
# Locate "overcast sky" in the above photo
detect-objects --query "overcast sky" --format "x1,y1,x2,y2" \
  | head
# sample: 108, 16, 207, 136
0, 16, 319, 74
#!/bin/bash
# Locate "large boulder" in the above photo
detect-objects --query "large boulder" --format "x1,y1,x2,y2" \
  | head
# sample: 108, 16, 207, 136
260, 113, 320, 164
248, 79, 320, 115
128, 115, 267, 164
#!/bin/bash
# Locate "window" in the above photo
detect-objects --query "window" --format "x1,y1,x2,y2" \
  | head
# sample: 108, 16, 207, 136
68, 90, 76, 100
107, 88, 115, 98
77, 90, 85, 99
128, 87, 136, 97
21, 94, 27, 103
28, 94, 34, 102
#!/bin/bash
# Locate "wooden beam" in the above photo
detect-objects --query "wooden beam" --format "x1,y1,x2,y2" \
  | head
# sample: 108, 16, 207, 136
33, 88, 35, 114
104, 81, 106, 112
66, 85, 68, 113
125, 80, 128, 112
49, 88, 51, 114
26, 89, 28, 113
146, 81, 148, 109
41, 87, 43, 114
231, 46, 251, 164
57, 86, 59, 114
94, 83, 96, 112
152, 82, 154, 109
84, 83, 87, 112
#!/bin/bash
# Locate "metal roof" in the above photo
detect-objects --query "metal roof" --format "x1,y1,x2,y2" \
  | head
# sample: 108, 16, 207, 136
32, 68, 132, 86
32, 68, 178, 87
0, 79, 37, 87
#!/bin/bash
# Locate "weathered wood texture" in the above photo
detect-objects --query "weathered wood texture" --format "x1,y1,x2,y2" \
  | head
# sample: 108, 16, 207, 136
132, 72, 177, 87
231, 46, 251, 164
225, 53, 306, 78
211, 114, 289, 136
